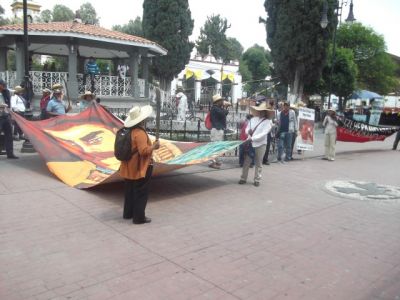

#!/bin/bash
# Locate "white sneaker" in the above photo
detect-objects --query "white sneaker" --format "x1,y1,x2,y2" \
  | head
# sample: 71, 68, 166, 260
328, 158, 335, 161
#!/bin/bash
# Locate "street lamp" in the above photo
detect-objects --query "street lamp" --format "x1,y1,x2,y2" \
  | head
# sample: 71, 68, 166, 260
320, 0, 356, 110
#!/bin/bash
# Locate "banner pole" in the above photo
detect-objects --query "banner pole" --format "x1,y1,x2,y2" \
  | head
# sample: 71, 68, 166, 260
155, 87, 161, 141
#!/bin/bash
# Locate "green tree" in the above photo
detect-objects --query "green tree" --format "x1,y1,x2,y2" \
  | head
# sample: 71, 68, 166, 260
225, 37, 244, 62
36, 9, 52, 23
112, 17, 143, 36
78, 2, 99, 25
142, 0, 194, 89
0, 5, 9, 25
264, 0, 333, 102
241, 45, 271, 94
336, 23, 397, 95
196, 14, 229, 61
52, 5, 74, 22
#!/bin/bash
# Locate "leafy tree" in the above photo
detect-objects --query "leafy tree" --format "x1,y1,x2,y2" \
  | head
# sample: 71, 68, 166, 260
264, 0, 333, 102
52, 5, 74, 22
0, 5, 9, 25
78, 2, 99, 25
196, 14, 230, 61
113, 17, 143, 36
225, 37, 243, 62
142, 0, 194, 89
36, 9, 52, 23
241, 45, 271, 94
336, 23, 397, 95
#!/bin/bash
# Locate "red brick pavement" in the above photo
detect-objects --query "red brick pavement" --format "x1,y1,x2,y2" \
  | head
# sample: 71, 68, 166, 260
0, 134, 399, 299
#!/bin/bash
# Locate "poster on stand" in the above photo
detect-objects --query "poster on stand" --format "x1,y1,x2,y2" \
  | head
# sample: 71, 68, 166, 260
296, 107, 315, 151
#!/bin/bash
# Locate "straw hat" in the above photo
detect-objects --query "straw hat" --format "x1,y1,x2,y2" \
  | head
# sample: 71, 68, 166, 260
212, 94, 224, 103
42, 88, 51, 94
250, 101, 274, 112
52, 83, 64, 94
123, 105, 153, 128
327, 107, 336, 112
80, 91, 95, 100
0, 102, 8, 108
14, 86, 25, 94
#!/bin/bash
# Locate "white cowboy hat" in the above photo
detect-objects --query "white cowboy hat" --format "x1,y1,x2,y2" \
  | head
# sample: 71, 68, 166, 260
80, 91, 95, 100
0, 102, 8, 108
123, 105, 153, 128
42, 88, 51, 94
250, 101, 274, 112
14, 86, 25, 94
212, 94, 224, 103
327, 107, 336, 112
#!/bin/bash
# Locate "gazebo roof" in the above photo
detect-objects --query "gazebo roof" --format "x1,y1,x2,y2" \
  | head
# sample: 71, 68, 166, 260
0, 21, 167, 58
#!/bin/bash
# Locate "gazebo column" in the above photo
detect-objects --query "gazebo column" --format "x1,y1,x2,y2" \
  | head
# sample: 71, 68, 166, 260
195, 80, 201, 104
129, 51, 139, 99
0, 48, 7, 72
67, 43, 78, 99
15, 40, 25, 85
142, 56, 150, 98
216, 81, 222, 95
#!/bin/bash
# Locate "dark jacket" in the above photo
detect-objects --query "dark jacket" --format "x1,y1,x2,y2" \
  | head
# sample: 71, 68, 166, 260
210, 104, 228, 130
1, 88, 11, 107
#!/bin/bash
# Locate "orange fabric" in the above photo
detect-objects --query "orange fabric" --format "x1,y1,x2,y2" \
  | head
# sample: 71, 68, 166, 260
119, 127, 153, 180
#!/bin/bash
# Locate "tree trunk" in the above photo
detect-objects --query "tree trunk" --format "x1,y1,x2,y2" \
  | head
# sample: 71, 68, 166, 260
290, 64, 305, 104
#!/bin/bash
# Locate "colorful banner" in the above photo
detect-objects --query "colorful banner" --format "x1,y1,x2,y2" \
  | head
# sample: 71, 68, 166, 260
337, 117, 398, 143
12, 104, 241, 189
297, 108, 315, 151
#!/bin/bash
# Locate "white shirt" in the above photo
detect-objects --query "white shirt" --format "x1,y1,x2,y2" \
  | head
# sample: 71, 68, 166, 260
10, 94, 26, 112
323, 115, 338, 134
246, 117, 272, 148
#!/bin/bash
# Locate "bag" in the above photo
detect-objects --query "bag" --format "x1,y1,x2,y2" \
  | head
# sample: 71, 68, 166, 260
205, 111, 212, 130
114, 127, 136, 161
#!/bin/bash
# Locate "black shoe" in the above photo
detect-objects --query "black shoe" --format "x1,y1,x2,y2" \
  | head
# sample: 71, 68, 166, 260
263, 161, 270, 165
7, 154, 19, 159
133, 217, 151, 224
238, 179, 246, 184
254, 182, 260, 187
123, 215, 132, 219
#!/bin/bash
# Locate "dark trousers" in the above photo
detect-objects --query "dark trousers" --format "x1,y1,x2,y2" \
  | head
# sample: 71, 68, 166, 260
13, 111, 24, 138
83, 73, 96, 93
263, 132, 272, 163
0, 118, 15, 156
123, 166, 153, 222
393, 131, 400, 150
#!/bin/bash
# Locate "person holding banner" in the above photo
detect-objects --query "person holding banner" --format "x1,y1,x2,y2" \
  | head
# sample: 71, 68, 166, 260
392, 130, 400, 151
238, 102, 273, 187
119, 105, 160, 224
323, 108, 338, 161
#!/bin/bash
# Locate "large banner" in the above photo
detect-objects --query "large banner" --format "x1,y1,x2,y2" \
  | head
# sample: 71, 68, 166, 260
297, 108, 315, 151
12, 104, 241, 189
337, 117, 398, 143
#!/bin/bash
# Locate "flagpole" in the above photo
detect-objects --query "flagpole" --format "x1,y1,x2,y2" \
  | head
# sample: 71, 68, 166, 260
155, 87, 161, 141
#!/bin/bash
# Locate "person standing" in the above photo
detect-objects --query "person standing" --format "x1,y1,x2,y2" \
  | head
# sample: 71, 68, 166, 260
119, 105, 160, 224
0, 102, 18, 159
10, 86, 27, 141
84, 57, 100, 93
209, 94, 230, 169
78, 91, 96, 112
39, 88, 51, 120
277, 102, 298, 162
238, 102, 273, 187
263, 99, 276, 165
176, 89, 188, 121
46, 83, 72, 117
0, 79, 11, 108
323, 108, 338, 161
393, 130, 400, 150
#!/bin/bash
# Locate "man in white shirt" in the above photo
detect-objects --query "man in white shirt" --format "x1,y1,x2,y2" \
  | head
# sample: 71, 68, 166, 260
176, 89, 188, 121
10, 86, 27, 141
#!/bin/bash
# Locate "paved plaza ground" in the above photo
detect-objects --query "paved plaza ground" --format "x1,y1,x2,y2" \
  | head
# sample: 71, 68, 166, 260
0, 131, 399, 300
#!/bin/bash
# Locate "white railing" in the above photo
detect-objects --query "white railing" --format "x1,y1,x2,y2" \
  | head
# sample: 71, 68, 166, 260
0, 71, 146, 98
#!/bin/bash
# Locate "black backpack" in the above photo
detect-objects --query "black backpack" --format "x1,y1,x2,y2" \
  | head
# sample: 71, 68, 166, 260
114, 127, 137, 161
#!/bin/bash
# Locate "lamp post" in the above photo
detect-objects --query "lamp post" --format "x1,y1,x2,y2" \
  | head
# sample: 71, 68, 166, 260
320, 0, 356, 110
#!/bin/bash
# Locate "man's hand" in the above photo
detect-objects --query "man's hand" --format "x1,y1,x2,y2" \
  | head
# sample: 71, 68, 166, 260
152, 140, 160, 150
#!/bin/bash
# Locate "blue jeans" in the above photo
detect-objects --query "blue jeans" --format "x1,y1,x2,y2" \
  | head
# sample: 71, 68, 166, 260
277, 132, 293, 161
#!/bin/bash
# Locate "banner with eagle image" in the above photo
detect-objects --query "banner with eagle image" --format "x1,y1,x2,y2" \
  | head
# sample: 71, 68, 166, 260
12, 103, 241, 189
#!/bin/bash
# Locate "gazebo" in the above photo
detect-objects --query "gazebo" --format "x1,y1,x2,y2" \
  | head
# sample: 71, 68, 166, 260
0, 20, 167, 102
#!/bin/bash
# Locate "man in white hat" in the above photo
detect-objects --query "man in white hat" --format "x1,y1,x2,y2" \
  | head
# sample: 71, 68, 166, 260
209, 94, 230, 169
119, 105, 160, 224
78, 91, 96, 112
10, 86, 27, 140
175, 88, 188, 121
0, 102, 18, 159
46, 83, 71, 117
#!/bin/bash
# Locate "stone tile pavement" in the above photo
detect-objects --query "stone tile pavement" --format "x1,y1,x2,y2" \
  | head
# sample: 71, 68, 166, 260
0, 133, 399, 299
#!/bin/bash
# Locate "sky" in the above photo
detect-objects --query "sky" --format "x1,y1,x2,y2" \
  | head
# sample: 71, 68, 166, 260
3, 0, 400, 56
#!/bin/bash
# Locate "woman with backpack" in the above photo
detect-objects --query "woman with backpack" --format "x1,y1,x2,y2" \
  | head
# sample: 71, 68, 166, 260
119, 105, 160, 224
238, 102, 274, 187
